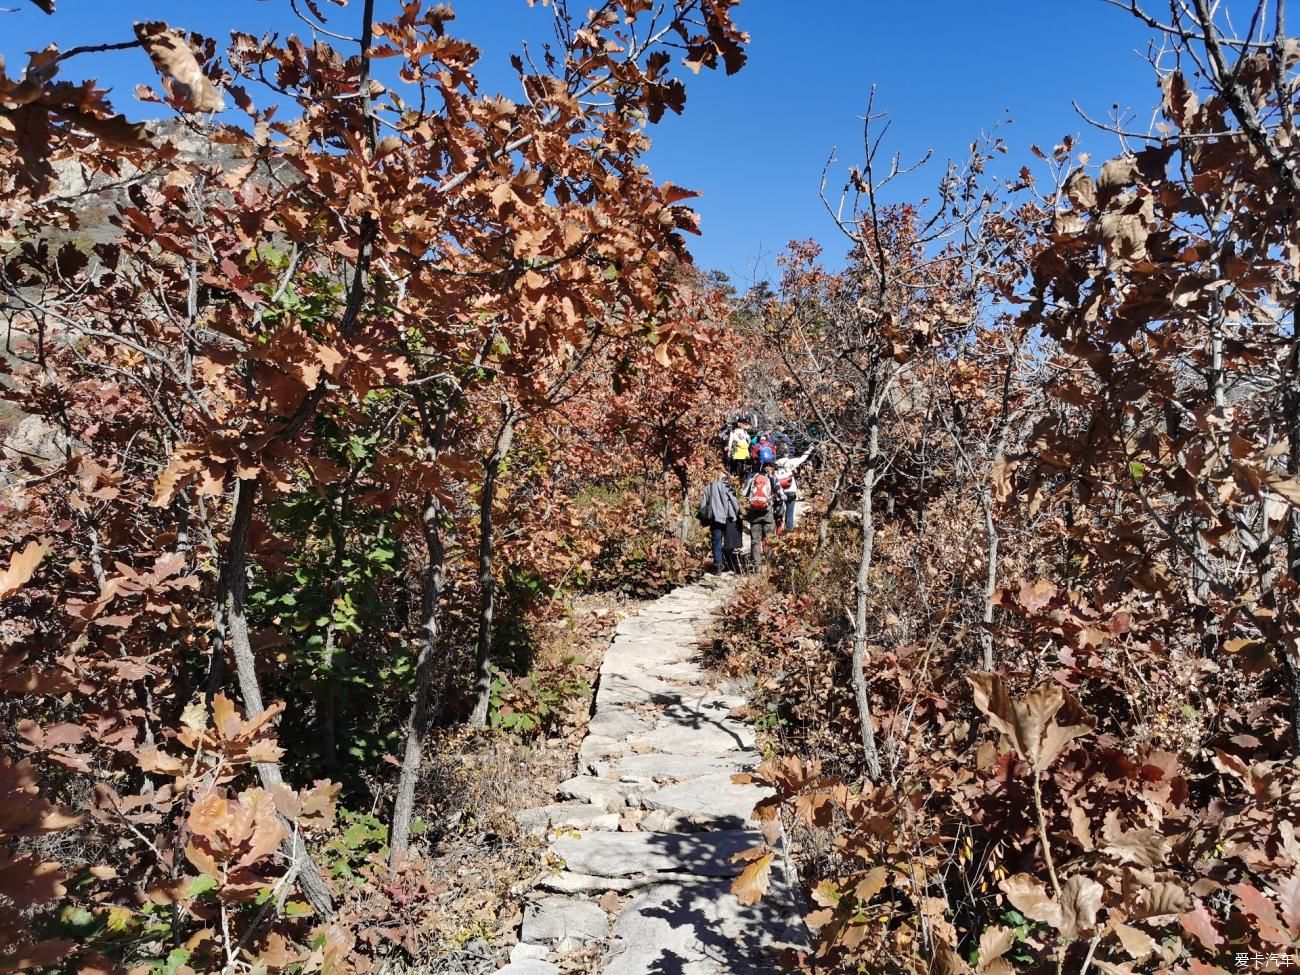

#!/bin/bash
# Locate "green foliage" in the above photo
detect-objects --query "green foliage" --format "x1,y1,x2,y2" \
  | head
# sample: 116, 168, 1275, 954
320, 807, 397, 884
487, 659, 590, 738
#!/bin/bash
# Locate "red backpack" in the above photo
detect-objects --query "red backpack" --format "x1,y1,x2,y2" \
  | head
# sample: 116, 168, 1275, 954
748, 474, 772, 512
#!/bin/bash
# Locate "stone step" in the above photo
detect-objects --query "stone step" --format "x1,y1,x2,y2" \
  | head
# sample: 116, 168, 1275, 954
550, 829, 763, 879
604, 879, 797, 975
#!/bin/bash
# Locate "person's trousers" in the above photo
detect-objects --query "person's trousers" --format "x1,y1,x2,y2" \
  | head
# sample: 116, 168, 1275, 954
749, 519, 771, 568
710, 523, 725, 570
784, 497, 796, 532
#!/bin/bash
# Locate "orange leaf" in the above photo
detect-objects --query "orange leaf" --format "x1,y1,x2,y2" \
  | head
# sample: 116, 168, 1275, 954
0, 540, 49, 599
133, 22, 225, 113
731, 850, 773, 906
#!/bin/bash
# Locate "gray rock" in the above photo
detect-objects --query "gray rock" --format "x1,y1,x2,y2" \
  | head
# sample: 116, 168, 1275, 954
637, 809, 703, 833
587, 707, 653, 740
577, 735, 625, 766
641, 773, 766, 829
537, 870, 710, 894
606, 752, 759, 785
556, 776, 638, 809
521, 895, 608, 944
626, 718, 755, 757
549, 829, 762, 878
495, 961, 558, 975
603, 880, 794, 975
515, 802, 621, 836
595, 669, 687, 708
509, 943, 551, 962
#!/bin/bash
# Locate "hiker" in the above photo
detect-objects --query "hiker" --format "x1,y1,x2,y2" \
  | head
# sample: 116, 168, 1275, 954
773, 442, 817, 533
742, 462, 783, 570
698, 459, 741, 574
715, 418, 733, 463
751, 431, 776, 475
726, 418, 751, 476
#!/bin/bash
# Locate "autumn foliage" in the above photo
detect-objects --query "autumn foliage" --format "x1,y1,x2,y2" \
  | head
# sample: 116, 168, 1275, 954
712, 7, 1300, 974
8, 1, 1300, 974
1, 1, 745, 971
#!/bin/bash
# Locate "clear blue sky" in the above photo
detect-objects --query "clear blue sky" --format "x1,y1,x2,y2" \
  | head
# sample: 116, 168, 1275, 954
3, 2, 1194, 282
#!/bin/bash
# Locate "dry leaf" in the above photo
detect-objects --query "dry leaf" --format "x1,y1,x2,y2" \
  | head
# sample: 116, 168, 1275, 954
731, 850, 774, 906
133, 22, 225, 113
0, 541, 50, 599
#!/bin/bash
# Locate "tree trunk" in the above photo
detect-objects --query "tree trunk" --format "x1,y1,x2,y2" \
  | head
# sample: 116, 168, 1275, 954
979, 489, 999, 672
389, 496, 447, 866
677, 470, 694, 543
220, 477, 336, 917
812, 454, 851, 568
317, 509, 346, 771
851, 421, 884, 783
469, 414, 516, 729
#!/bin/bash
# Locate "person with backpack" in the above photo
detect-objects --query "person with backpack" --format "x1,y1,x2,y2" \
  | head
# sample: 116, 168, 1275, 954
773, 442, 817, 533
697, 459, 740, 574
726, 419, 751, 476
745, 431, 772, 475
742, 461, 784, 570
716, 418, 734, 463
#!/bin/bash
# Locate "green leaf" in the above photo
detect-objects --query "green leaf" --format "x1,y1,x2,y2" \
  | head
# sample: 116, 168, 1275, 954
158, 948, 191, 975
184, 874, 217, 899
61, 905, 95, 929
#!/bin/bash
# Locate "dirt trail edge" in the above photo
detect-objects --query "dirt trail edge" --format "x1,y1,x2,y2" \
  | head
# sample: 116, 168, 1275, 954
504, 574, 802, 974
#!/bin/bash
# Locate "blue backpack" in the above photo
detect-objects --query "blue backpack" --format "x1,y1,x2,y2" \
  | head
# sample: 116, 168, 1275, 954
757, 441, 775, 464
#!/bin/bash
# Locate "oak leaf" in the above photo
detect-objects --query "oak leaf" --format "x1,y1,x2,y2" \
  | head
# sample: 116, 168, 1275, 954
1110, 920, 1155, 960
731, 847, 774, 906
133, 22, 226, 113
1178, 901, 1222, 952
0, 540, 49, 599
1103, 828, 1169, 868
1060, 874, 1104, 937
969, 673, 1094, 771
1279, 871, 1300, 937
999, 873, 1061, 928
975, 924, 1015, 974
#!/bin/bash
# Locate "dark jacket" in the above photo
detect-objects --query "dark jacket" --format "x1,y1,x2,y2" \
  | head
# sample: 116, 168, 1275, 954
698, 476, 740, 525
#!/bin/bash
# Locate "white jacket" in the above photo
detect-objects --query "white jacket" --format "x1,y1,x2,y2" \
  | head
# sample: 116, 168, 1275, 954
727, 428, 751, 459
773, 450, 813, 498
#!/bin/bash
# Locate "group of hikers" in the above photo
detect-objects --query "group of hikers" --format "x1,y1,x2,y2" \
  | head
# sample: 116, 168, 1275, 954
697, 415, 820, 573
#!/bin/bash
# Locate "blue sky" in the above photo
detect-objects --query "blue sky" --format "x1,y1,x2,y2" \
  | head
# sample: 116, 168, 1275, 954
4, 2, 1181, 282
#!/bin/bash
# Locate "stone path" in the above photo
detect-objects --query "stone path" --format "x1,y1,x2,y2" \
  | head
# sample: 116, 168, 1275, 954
505, 575, 801, 974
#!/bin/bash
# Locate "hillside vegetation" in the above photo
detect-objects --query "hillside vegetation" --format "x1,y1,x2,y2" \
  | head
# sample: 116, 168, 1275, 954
2, 2, 1300, 974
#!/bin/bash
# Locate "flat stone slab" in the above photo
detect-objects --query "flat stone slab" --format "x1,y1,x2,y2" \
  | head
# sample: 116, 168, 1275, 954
603, 880, 793, 975
596, 670, 691, 708
628, 718, 754, 757
497, 960, 558, 975
516, 802, 620, 836
538, 870, 712, 894
587, 707, 653, 740
522, 895, 608, 944
604, 752, 760, 785
550, 829, 762, 879
641, 773, 765, 828
510, 944, 551, 962
557, 775, 640, 809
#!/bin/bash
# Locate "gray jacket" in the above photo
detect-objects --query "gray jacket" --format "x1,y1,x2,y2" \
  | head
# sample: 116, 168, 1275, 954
698, 477, 740, 525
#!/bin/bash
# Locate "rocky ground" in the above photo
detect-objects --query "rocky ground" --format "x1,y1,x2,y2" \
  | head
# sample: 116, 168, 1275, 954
506, 574, 802, 974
